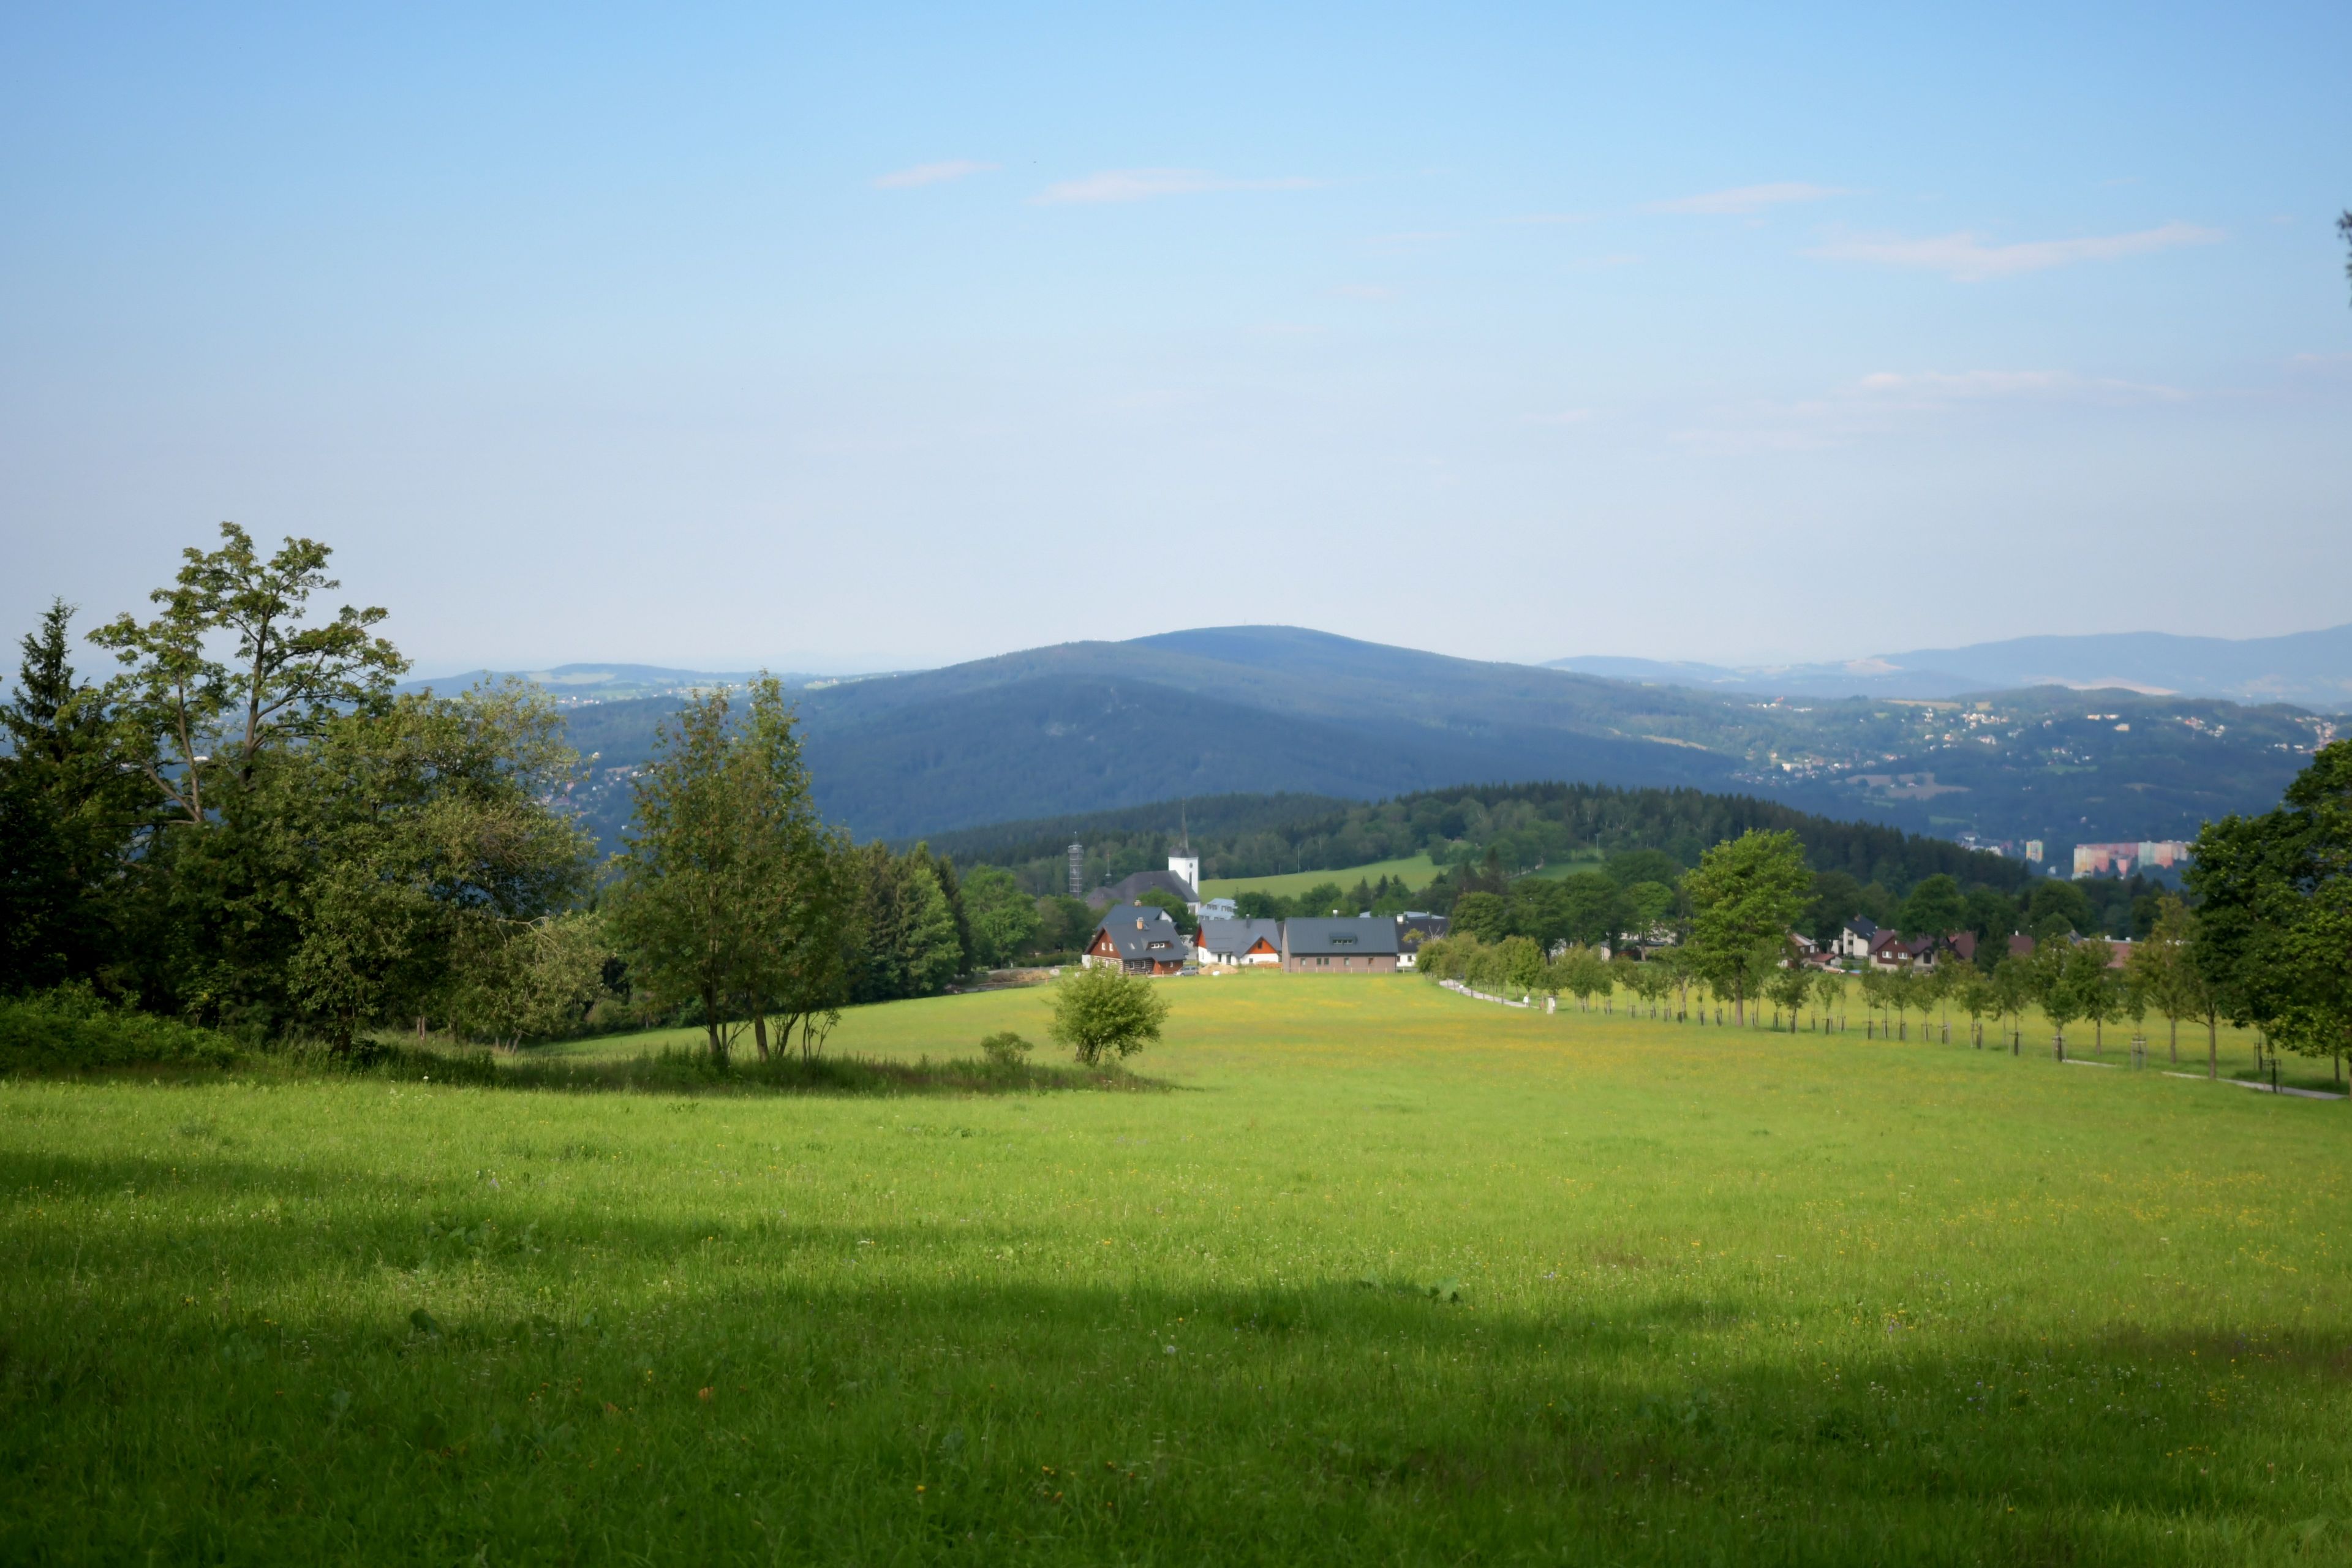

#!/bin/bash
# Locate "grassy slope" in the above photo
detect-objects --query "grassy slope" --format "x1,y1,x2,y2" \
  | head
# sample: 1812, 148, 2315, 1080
1198, 853, 1443, 900
4, 978, 2348, 1564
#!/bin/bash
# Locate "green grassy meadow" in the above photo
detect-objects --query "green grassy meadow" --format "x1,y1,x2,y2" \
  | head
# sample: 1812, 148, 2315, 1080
1199, 853, 1441, 900
7, 976, 2352, 1564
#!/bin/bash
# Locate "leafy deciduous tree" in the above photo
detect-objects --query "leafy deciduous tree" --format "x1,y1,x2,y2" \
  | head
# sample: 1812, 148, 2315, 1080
1684, 830, 1811, 1026
91, 522, 404, 825
608, 679, 838, 1066
1049, 962, 1169, 1065
2127, 895, 2207, 1067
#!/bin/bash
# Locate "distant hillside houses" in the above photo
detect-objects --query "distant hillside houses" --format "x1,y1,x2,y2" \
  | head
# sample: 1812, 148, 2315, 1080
1828, 919, 2127, 973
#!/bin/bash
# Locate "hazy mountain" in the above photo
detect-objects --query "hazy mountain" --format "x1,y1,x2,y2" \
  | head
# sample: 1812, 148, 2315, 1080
564, 630, 1754, 844
1548, 624, 2352, 710
398, 663, 868, 704
551, 625, 2335, 855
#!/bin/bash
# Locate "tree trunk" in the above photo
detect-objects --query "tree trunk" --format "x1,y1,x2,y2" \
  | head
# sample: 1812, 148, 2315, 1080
753, 1013, 770, 1061
704, 988, 728, 1067
2169, 1016, 2177, 1064
2206, 1015, 2217, 1080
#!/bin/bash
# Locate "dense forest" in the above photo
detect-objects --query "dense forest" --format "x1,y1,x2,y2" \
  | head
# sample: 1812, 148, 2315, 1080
932, 782, 2034, 903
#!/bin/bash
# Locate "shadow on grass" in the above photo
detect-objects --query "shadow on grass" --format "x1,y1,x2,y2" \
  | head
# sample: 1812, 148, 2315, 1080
15, 1041, 1170, 1098
480, 1044, 1170, 1098
4, 1220, 2346, 1566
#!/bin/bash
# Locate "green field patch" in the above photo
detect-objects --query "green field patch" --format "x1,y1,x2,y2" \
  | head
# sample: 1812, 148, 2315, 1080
2, 974, 2344, 1563
1200, 853, 1442, 899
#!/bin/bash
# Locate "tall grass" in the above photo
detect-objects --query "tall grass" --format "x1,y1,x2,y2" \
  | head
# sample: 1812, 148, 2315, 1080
2, 973, 2345, 1564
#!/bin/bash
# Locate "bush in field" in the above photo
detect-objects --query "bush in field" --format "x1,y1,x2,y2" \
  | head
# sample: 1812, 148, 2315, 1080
979, 1031, 1033, 1066
0, 986, 243, 1073
1049, 964, 1170, 1066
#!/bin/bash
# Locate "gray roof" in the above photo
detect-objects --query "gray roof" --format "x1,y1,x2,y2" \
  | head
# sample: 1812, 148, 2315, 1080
1393, 914, 1450, 952
1091, 904, 1188, 963
1086, 868, 1198, 911
1284, 916, 1400, 958
1196, 918, 1283, 959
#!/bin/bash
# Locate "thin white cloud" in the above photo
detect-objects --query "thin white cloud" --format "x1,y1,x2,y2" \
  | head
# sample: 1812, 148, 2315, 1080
1648, 182, 1849, 215
1808, 221, 2222, 281
1333, 284, 1395, 301
1504, 211, 1595, 226
1030, 168, 1320, 205
872, 160, 998, 190
1523, 409, 1594, 427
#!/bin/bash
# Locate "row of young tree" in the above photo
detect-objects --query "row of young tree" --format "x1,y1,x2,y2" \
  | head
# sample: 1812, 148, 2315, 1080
1411, 808, 2346, 1083
0, 526, 1058, 1057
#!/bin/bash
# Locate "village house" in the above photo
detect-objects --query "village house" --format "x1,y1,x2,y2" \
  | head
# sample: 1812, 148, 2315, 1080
1868, 931, 1937, 970
1394, 913, 1450, 970
1195, 918, 1283, 967
1083, 905, 1191, 975
1834, 918, 1880, 963
1866, 930, 1981, 970
1281, 916, 1401, 973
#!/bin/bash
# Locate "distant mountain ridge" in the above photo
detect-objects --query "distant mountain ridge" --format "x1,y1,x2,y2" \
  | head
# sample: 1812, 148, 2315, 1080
546, 625, 2332, 856
1548, 624, 2352, 710
399, 663, 875, 704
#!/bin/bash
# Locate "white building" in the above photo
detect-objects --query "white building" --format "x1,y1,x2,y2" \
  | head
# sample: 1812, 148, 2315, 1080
1167, 854, 1201, 911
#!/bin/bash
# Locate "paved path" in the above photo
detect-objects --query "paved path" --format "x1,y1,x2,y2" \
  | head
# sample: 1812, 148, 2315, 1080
2162, 1070, 2346, 1101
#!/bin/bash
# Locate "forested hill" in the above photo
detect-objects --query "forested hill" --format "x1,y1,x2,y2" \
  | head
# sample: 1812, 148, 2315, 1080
924, 782, 2032, 902
549, 625, 2332, 854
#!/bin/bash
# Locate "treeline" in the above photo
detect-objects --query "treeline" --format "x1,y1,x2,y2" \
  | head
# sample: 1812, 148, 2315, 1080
0, 527, 1086, 1058
916, 793, 1354, 897
1412, 734, 2352, 1082
0, 532, 606, 1045
1409, 833, 2225, 1065
941, 782, 2029, 903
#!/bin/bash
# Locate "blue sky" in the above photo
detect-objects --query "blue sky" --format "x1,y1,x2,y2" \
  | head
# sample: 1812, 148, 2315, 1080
4, 2, 2346, 674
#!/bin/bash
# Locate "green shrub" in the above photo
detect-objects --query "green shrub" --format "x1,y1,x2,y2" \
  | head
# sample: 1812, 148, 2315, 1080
978, 1030, 1033, 1066
1049, 964, 1170, 1065
0, 986, 244, 1073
